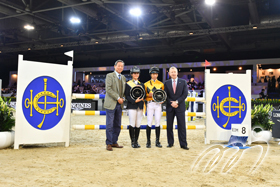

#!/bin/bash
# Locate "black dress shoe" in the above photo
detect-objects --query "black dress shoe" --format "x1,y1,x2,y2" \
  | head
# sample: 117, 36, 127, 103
181, 146, 189, 150
167, 144, 173, 148
146, 140, 151, 148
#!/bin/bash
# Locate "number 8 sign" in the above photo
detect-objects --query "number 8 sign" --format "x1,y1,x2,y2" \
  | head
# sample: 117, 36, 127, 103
231, 124, 249, 136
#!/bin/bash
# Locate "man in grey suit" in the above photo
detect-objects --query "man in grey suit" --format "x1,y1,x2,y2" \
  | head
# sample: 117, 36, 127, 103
104, 60, 126, 151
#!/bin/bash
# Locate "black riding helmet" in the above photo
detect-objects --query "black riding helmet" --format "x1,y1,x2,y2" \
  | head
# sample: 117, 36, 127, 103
130, 66, 140, 74
149, 66, 159, 74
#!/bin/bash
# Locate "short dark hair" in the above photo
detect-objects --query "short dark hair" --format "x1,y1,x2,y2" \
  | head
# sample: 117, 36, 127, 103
114, 60, 125, 66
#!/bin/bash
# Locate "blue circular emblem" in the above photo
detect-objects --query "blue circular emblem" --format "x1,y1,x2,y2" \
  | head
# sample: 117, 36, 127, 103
211, 84, 247, 130
22, 76, 66, 130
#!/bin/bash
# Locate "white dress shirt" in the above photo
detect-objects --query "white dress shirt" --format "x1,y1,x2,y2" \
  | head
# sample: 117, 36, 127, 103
114, 71, 122, 79
114, 71, 124, 100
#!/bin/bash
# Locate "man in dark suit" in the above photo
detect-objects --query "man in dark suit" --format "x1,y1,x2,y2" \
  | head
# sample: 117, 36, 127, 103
164, 66, 189, 150
104, 60, 126, 151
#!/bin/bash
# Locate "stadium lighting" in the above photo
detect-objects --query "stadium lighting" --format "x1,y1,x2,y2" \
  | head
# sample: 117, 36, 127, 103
70, 17, 81, 24
205, 0, 216, 6
24, 24, 34, 30
129, 8, 142, 17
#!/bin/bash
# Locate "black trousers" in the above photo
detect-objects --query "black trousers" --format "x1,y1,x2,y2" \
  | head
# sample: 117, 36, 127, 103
166, 109, 188, 147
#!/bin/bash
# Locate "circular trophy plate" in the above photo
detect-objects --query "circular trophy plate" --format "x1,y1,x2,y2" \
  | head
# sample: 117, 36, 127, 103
153, 89, 167, 103
130, 86, 145, 100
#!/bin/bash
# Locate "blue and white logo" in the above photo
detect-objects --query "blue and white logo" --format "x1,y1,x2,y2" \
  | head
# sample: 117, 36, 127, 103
22, 76, 66, 130
211, 84, 247, 130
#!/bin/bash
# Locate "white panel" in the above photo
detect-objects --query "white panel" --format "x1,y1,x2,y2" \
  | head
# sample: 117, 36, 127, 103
14, 51, 73, 149
205, 69, 251, 144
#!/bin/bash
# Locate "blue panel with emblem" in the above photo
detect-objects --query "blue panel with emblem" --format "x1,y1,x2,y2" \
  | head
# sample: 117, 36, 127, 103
211, 84, 247, 130
22, 76, 66, 130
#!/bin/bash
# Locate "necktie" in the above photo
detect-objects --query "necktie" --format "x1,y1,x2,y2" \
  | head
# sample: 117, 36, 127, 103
173, 80, 176, 94
118, 74, 121, 80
